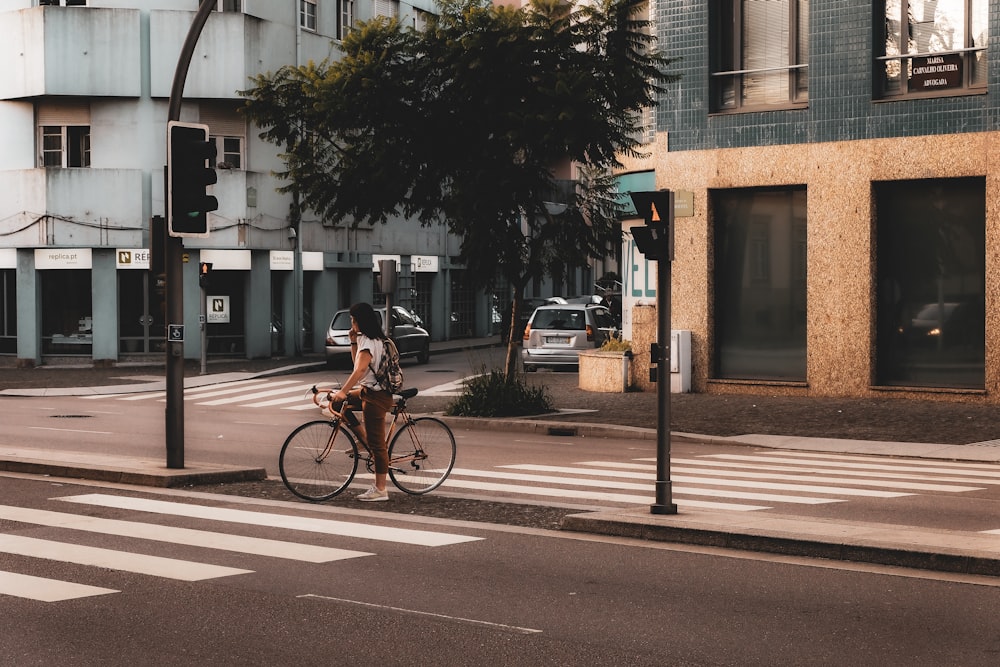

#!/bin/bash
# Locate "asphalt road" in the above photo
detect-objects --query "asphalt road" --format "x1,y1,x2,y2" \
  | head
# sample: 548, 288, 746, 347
3, 475, 1000, 666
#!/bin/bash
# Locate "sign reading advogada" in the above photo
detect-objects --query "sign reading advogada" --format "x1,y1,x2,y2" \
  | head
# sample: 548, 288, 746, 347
35, 248, 93, 269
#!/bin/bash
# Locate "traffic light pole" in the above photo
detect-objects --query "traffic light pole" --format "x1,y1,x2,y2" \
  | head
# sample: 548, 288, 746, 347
163, 0, 215, 468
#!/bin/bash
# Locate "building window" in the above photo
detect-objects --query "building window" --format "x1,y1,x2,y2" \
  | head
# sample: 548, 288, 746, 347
300, 0, 317, 32
39, 126, 90, 168
878, 0, 987, 98
39, 1, 88, 6
338, 0, 354, 40
710, 0, 809, 112
713, 187, 807, 381
215, 0, 241, 11
875, 178, 985, 389
212, 136, 243, 170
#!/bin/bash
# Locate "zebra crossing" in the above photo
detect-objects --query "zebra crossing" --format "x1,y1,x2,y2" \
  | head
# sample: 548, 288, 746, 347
440, 450, 1000, 514
80, 376, 461, 411
0, 493, 482, 603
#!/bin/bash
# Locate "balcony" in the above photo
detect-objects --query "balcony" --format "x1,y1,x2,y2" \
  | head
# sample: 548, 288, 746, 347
0, 7, 142, 100
0, 168, 144, 248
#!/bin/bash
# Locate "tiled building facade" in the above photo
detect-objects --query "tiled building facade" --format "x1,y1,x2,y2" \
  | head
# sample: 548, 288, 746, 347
625, 0, 1000, 401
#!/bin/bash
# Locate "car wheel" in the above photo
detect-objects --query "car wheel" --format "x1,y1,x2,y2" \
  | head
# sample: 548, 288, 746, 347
524, 364, 536, 373
417, 343, 430, 364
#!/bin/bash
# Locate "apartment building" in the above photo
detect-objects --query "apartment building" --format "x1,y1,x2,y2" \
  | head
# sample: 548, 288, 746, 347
625, 0, 999, 402
1, 0, 596, 366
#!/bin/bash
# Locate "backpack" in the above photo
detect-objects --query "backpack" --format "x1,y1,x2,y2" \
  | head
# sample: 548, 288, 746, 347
370, 338, 404, 393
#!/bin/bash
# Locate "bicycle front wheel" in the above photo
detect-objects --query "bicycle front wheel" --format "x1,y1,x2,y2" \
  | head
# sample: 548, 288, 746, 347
388, 417, 456, 494
279, 420, 359, 501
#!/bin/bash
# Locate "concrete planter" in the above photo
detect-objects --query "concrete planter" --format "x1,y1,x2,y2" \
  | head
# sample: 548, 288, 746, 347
578, 349, 633, 393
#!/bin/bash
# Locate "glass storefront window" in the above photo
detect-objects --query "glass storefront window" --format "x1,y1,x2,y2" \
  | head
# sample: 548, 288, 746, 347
0, 269, 15, 355
41, 269, 93, 356
713, 187, 807, 381
875, 178, 985, 388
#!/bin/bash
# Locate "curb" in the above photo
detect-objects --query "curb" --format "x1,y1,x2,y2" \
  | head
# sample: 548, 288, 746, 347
560, 510, 1000, 576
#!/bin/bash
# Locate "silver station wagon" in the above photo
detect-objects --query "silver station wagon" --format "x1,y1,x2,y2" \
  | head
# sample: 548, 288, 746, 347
521, 304, 618, 371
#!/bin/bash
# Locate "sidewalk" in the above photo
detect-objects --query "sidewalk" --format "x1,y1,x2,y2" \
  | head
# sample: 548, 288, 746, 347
2, 339, 1000, 576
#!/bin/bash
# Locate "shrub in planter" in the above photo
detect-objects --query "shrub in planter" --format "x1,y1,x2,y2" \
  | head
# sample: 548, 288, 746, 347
446, 367, 553, 417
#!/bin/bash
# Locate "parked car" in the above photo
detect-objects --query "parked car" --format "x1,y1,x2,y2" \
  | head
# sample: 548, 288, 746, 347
521, 304, 618, 371
501, 297, 555, 344
325, 306, 431, 368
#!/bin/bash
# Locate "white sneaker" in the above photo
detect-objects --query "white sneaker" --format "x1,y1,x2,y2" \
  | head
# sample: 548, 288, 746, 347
356, 485, 389, 502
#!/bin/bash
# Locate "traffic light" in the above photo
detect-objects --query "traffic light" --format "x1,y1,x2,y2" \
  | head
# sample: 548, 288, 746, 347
167, 121, 218, 237
198, 262, 212, 289
628, 190, 675, 261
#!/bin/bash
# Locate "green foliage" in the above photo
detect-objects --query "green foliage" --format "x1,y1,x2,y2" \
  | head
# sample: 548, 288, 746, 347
446, 367, 554, 417
241, 0, 678, 377
600, 334, 632, 353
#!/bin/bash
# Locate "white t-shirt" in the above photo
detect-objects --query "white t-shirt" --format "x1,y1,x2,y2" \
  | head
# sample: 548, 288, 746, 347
357, 334, 385, 390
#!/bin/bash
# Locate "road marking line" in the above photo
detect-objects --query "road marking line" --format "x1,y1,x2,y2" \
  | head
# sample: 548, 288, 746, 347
299, 594, 543, 633
0, 570, 117, 602
701, 454, 1000, 479
28, 426, 112, 435
197, 383, 317, 406
416, 476, 768, 510
0, 534, 251, 581
57, 494, 482, 547
0, 504, 367, 563
587, 459, 1000, 486
505, 463, 981, 493
452, 468, 860, 505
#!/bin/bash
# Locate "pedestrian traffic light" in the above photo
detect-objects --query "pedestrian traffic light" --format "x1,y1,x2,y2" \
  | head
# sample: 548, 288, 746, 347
628, 190, 675, 261
167, 121, 218, 238
198, 262, 212, 289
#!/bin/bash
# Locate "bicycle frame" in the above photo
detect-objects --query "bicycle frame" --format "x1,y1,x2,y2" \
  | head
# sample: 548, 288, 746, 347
309, 385, 426, 473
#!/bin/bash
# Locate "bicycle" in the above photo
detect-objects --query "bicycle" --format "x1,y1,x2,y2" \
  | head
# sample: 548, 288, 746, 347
278, 384, 457, 502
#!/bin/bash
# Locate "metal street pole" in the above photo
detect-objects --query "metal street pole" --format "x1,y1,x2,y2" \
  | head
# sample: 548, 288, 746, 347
163, 0, 216, 468
651, 252, 677, 515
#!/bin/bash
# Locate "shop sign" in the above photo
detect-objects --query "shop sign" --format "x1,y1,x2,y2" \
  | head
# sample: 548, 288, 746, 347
372, 254, 402, 272
909, 53, 962, 92
269, 250, 294, 271
116, 249, 151, 270
207, 295, 230, 323
34, 248, 92, 270
412, 255, 439, 272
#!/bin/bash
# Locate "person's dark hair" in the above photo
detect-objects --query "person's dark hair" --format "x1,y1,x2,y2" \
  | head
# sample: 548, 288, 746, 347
350, 302, 386, 340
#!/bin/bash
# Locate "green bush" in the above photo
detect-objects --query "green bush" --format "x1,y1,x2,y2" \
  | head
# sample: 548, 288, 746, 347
445, 367, 553, 417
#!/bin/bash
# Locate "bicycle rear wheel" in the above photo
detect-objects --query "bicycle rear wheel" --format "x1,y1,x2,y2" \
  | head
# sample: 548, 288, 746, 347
279, 420, 359, 501
388, 416, 456, 494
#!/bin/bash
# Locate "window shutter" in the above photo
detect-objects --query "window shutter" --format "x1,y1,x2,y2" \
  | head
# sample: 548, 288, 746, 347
37, 101, 90, 126
200, 104, 245, 137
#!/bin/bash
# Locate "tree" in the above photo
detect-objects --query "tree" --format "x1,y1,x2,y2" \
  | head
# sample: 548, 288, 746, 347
242, 0, 676, 376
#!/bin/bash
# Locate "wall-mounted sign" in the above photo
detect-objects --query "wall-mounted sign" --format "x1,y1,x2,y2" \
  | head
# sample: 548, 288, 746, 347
372, 254, 402, 272
34, 248, 92, 270
674, 191, 694, 218
116, 249, 151, 270
909, 53, 962, 92
207, 295, 230, 323
412, 255, 439, 272
269, 250, 294, 271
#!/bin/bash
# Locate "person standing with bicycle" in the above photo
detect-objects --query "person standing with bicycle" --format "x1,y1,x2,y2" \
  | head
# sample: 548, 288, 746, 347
328, 302, 395, 502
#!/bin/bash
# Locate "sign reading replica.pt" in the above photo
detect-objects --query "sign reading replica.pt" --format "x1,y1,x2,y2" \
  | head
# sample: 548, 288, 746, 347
909, 53, 963, 92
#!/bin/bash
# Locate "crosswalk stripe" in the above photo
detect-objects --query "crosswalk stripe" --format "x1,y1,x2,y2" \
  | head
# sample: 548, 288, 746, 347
246, 394, 315, 408
695, 453, 1000, 479
514, 462, 980, 493
586, 458, 1000, 487
196, 383, 315, 406
0, 570, 117, 602
186, 380, 302, 402
428, 476, 769, 510
0, 535, 251, 581
757, 451, 1000, 474
57, 494, 482, 547
0, 505, 368, 563
449, 468, 838, 504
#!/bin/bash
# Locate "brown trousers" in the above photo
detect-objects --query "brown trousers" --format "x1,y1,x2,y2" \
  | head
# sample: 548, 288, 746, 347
333, 386, 394, 474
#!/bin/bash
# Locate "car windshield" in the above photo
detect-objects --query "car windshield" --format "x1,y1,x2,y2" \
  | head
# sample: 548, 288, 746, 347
532, 309, 586, 330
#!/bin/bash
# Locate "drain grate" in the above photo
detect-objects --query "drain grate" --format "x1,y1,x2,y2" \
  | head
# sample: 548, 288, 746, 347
50, 415, 93, 419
